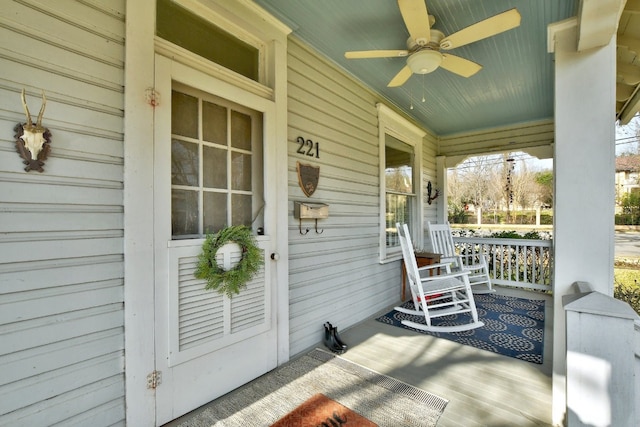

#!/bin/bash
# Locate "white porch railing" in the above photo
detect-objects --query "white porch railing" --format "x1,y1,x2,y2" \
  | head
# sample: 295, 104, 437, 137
452, 236, 553, 292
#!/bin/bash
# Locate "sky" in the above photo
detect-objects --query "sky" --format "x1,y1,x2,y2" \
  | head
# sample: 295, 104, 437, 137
616, 114, 640, 156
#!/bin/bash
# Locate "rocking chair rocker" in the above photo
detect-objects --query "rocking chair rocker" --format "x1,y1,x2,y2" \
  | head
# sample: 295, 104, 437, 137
427, 221, 494, 294
395, 223, 484, 333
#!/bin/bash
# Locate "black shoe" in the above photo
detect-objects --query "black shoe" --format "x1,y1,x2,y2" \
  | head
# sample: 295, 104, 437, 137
325, 322, 347, 351
323, 323, 345, 354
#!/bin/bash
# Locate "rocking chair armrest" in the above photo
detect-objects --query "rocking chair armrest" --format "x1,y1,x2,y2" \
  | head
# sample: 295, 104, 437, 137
463, 262, 486, 270
417, 262, 451, 273
419, 270, 470, 283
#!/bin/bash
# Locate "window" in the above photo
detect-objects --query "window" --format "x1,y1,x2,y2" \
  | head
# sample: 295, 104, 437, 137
156, 0, 260, 82
378, 104, 425, 261
171, 83, 264, 239
385, 135, 414, 247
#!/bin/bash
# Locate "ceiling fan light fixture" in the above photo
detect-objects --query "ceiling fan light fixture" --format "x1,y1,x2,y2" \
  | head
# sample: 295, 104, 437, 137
407, 50, 442, 74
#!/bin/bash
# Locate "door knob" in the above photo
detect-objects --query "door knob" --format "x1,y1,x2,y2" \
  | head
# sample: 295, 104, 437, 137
270, 253, 279, 261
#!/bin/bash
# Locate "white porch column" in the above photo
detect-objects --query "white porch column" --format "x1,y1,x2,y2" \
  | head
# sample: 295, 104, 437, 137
550, 20, 616, 426
436, 155, 447, 223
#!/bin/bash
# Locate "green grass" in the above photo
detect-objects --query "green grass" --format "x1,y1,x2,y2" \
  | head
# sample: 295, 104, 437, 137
614, 266, 640, 315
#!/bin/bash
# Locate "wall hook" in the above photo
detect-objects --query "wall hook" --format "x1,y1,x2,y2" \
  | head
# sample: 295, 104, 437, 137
314, 219, 324, 234
427, 181, 440, 205
299, 218, 310, 235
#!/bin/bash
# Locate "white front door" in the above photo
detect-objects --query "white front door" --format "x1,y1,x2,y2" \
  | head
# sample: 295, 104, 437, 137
153, 55, 279, 425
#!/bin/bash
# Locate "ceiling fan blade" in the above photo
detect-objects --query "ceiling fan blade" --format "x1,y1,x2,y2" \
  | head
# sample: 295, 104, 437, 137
397, 0, 431, 45
440, 54, 482, 77
388, 65, 413, 87
345, 50, 409, 59
440, 8, 521, 50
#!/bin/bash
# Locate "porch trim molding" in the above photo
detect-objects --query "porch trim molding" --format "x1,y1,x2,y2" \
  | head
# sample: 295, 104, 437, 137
438, 119, 555, 168
124, 0, 156, 425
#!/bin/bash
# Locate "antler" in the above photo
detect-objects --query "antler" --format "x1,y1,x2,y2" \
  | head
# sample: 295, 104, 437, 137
21, 89, 32, 128
36, 91, 46, 128
20, 89, 47, 130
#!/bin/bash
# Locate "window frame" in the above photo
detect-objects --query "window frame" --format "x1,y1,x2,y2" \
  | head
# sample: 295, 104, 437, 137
378, 103, 425, 262
154, 0, 290, 101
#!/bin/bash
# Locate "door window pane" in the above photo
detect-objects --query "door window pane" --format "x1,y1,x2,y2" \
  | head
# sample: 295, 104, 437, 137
203, 145, 227, 189
231, 111, 252, 151
172, 139, 199, 186
172, 189, 198, 235
171, 91, 198, 138
203, 192, 228, 234
232, 194, 252, 226
203, 101, 227, 145
231, 152, 252, 191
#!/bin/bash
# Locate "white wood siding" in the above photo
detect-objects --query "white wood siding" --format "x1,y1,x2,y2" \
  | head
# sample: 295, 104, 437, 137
0, 1, 125, 426
287, 38, 424, 355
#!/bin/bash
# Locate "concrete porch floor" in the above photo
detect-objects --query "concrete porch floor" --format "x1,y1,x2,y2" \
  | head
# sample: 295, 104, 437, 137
336, 286, 553, 426
167, 286, 553, 427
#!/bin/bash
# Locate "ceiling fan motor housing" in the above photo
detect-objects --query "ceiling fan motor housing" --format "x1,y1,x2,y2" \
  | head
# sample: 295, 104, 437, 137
407, 50, 442, 74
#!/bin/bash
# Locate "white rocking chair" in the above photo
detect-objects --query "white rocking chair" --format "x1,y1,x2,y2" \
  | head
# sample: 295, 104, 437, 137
395, 223, 484, 333
427, 221, 494, 294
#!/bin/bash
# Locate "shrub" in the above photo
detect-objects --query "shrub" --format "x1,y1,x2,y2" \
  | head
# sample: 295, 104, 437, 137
488, 230, 544, 240
614, 268, 640, 315
615, 213, 640, 225
448, 205, 468, 224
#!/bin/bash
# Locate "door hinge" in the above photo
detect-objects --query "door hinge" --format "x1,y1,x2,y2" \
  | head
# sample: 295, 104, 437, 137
147, 370, 162, 389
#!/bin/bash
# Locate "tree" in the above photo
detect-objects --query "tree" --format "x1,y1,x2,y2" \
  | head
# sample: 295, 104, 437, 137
447, 152, 553, 224
534, 171, 553, 207
457, 155, 495, 209
621, 192, 640, 213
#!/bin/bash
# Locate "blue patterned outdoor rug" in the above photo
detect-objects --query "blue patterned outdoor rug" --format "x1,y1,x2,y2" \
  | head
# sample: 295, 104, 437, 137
376, 293, 545, 364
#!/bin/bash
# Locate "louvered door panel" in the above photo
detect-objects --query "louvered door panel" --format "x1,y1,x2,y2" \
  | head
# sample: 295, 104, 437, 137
230, 272, 266, 333
177, 255, 225, 351
167, 241, 269, 366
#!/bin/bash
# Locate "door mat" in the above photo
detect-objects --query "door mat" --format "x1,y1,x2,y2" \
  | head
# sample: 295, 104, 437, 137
377, 293, 545, 364
271, 393, 377, 427
168, 348, 447, 426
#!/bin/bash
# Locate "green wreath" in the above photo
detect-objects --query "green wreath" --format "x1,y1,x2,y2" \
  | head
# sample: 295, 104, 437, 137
195, 225, 263, 298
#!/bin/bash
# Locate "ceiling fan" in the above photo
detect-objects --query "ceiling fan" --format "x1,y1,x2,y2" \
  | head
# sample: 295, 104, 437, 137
344, 0, 521, 87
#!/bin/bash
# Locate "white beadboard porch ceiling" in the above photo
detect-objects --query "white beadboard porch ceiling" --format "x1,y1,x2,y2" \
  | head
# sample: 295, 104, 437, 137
253, 0, 639, 136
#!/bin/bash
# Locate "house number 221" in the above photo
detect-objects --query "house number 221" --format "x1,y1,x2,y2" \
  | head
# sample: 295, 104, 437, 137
296, 136, 320, 159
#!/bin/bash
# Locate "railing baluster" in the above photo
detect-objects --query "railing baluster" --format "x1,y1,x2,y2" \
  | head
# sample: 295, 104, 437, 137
531, 244, 537, 285
523, 244, 528, 284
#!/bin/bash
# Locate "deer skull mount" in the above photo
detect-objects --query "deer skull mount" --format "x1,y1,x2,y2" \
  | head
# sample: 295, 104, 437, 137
15, 89, 51, 172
